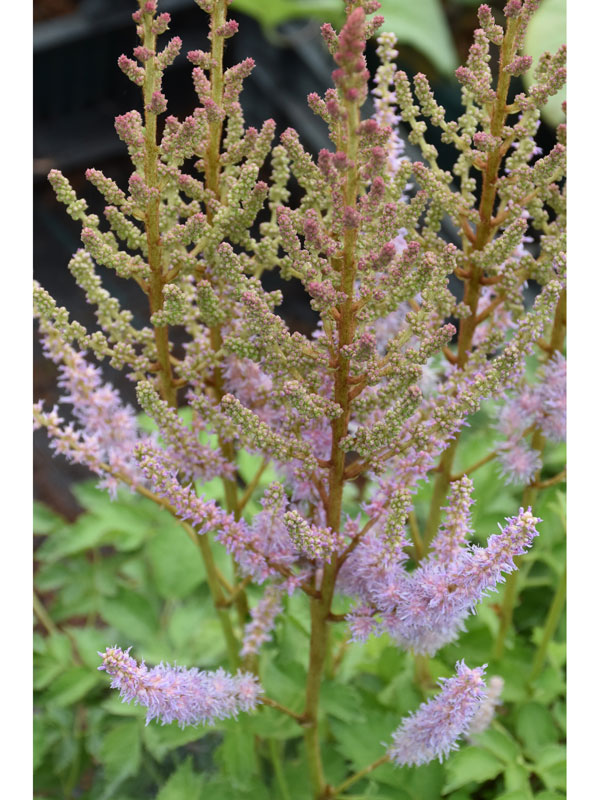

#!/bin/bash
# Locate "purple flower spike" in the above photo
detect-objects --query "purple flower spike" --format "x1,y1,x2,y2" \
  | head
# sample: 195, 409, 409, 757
388, 661, 487, 766
99, 646, 262, 728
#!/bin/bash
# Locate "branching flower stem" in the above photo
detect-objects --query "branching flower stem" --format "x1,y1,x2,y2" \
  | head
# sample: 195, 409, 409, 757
423, 16, 523, 550
141, 12, 177, 408
330, 754, 390, 797
200, 0, 254, 626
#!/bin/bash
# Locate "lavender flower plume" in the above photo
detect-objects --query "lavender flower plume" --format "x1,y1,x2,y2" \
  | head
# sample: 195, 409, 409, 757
375, 508, 540, 655
387, 661, 487, 766
99, 647, 262, 727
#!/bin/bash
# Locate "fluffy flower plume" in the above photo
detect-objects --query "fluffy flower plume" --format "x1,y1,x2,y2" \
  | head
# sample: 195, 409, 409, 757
99, 647, 262, 727
345, 506, 539, 655
388, 661, 487, 766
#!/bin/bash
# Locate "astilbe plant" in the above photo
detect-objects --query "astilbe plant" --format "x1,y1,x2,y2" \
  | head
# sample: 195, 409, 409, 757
33, 0, 566, 796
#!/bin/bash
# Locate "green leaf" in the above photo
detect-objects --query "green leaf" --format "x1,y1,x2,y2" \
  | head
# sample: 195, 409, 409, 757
43, 666, 100, 707
524, 0, 566, 126
515, 703, 559, 754
156, 757, 205, 799
65, 627, 113, 670
33, 501, 65, 534
244, 706, 299, 740
33, 714, 60, 771
36, 514, 109, 561
529, 666, 565, 705
376, 761, 444, 798
34, 632, 74, 690
330, 710, 396, 769
494, 792, 534, 800
503, 762, 533, 793
100, 587, 159, 643
167, 598, 227, 666
531, 745, 566, 792
204, 774, 271, 799
147, 524, 206, 599
261, 658, 306, 712
214, 718, 259, 784
143, 720, 216, 761
98, 719, 142, 800
320, 680, 365, 723
472, 728, 520, 765
443, 747, 504, 793
379, 0, 458, 76
231, 0, 342, 30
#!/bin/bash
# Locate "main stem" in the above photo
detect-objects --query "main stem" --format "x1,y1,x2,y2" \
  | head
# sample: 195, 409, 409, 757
423, 18, 521, 549
303, 86, 361, 800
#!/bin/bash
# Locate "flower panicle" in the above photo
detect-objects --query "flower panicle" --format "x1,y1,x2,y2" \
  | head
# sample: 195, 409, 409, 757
388, 660, 488, 766
98, 646, 262, 727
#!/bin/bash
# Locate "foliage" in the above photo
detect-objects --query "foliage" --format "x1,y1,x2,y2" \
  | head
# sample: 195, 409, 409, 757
34, 415, 565, 798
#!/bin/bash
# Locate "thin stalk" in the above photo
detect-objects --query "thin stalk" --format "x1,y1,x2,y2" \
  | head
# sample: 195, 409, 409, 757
33, 590, 58, 636
331, 755, 390, 797
141, 12, 177, 407
201, 2, 250, 626
528, 564, 566, 684
450, 449, 497, 481
414, 652, 435, 693
408, 511, 425, 561
197, 533, 240, 668
268, 738, 293, 800
261, 696, 305, 723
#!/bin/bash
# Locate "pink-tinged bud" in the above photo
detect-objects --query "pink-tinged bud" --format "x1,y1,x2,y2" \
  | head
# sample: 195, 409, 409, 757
133, 46, 154, 63
132, 9, 142, 23
325, 88, 342, 118
215, 20, 238, 38
152, 12, 171, 35
360, 118, 379, 137
333, 151, 349, 171
320, 22, 338, 54
377, 241, 396, 266
473, 131, 501, 152
118, 54, 145, 87
146, 91, 167, 115
343, 207, 361, 229
504, 55, 532, 76
144, 1, 156, 13
187, 49, 211, 67
504, 0, 522, 17
363, 0, 382, 13
332, 7, 369, 102
318, 149, 335, 179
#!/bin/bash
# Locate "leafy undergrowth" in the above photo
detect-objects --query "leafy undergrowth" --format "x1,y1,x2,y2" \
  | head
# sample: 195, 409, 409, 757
34, 412, 565, 800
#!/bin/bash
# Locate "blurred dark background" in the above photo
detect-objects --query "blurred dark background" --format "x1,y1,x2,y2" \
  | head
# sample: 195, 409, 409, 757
33, 0, 554, 518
